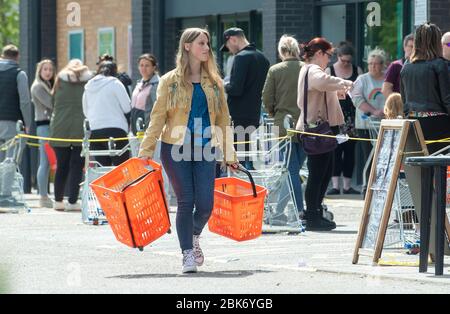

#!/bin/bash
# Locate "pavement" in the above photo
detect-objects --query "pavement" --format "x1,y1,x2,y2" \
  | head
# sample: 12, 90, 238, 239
0, 194, 450, 294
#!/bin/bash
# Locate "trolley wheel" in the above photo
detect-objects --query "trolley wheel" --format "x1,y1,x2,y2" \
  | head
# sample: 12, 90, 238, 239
93, 218, 99, 226
167, 229, 172, 235
138, 247, 144, 252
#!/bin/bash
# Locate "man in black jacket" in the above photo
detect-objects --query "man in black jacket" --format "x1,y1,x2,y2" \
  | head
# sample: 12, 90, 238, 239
221, 28, 270, 170
0, 45, 32, 162
0, 45, 31, 206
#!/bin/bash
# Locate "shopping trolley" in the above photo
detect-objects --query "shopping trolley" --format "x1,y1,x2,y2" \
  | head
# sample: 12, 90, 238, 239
90, 158, 171, 251
233, 114, 306, 234
129, 118, 146, 158
0, 121, 29, 213
362, 115, 382, 193
80, 120, 136, 225
210, 165, 267, 241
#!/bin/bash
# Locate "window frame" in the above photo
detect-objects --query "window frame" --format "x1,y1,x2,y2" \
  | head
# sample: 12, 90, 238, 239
97, 27, 116, 58
68, 29, 85, 62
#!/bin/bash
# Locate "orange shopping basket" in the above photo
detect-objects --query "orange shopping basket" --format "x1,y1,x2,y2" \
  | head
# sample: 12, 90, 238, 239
209, 166, 267, 242
90, 158, 171, 251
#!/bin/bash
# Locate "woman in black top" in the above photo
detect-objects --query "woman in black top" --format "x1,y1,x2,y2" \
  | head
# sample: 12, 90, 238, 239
326, 43, 363, 195
401, 23, 450, 154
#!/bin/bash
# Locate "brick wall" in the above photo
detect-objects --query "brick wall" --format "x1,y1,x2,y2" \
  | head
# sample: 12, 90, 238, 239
56, 0, 131, 72
263, 0, 316, 65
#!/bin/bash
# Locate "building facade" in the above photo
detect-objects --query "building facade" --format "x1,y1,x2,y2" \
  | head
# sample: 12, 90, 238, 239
19, 0, 450, 82
56, 0, 132, 73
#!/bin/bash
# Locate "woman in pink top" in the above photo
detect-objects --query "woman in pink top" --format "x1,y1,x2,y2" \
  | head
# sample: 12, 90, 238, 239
296, 38, 353, 232
130, 54, 160, 135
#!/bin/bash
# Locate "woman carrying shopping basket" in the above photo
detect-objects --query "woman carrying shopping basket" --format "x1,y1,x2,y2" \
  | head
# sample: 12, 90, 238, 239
139, 28, 239, 274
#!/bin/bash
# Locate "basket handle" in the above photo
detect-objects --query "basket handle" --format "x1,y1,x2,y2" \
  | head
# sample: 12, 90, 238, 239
235, 165, 258, 198
121, 164, 156, 192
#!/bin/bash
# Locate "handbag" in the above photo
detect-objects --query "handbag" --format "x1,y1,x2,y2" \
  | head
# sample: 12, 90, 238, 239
298, 68, 338, 156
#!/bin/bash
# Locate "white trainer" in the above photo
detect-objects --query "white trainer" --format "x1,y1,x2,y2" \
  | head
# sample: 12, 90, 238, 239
39, 197, 54, 209
182, 249, 198, 274
193, 235, 204, 266
65, 202, 82, 212
54, 201, 65, 212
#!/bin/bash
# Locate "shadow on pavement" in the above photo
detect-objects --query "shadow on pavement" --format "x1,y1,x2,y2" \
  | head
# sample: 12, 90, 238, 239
307, 230, 358, 235
107, 270, 273, 280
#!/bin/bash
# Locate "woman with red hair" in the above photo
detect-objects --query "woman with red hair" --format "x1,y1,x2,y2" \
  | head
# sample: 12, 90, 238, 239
296, 38, 354, 231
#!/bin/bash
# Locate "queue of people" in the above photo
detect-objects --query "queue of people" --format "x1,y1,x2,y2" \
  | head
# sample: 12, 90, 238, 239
0, 22, 449, 273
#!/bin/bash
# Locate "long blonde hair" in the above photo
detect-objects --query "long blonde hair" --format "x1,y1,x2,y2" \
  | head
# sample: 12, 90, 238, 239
175, 28, 222, 89
33, 59, 55, 93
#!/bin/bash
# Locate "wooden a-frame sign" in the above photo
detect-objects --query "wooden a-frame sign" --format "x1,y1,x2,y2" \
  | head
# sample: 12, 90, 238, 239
353, 119, 450, 265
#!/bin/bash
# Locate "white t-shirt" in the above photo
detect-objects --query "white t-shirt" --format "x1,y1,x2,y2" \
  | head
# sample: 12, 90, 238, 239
351, 73, 386, 130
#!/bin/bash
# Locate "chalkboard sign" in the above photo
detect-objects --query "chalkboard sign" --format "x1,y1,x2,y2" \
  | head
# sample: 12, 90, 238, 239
362, 129, 402, 249
353, 120, 428, 264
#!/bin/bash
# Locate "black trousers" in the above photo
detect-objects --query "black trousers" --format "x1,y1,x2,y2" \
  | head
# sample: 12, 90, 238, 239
90, 128, 130, 167
418, 115, 450, 154
333, 140, 356, 178
305, 150, 334, 213
54, 146, 84, 204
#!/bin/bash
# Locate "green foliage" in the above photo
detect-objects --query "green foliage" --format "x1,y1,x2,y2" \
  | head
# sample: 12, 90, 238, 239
0, 0, 20, 48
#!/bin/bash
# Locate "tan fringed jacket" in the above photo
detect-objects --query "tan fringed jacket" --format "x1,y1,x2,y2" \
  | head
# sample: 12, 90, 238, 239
139, 69, 238, 163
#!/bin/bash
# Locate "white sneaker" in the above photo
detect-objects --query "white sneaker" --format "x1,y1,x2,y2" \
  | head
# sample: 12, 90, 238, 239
65, 202, 81, 212
182, 249, 198, 274
39, 197, 54, 209
54, 201, 65, 212
193, 235, 204, 266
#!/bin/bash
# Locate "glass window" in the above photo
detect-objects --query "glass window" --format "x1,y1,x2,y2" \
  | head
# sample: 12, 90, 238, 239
219, 12, 262, 76
98, 27, 115, 57
362, 0, 404, 65
68, 30, 84, 61
321, 5, 346, 47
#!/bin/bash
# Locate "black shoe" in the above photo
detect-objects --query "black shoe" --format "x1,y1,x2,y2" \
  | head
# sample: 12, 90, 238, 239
343, 188, 361, 195
327, 188, 340, 196
306, 217, 337, 232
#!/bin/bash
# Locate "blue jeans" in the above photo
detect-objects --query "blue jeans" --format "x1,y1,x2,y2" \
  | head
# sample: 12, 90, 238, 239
160, 142, 216, 252
276, 142, 307, 214
36, 125, 51, 197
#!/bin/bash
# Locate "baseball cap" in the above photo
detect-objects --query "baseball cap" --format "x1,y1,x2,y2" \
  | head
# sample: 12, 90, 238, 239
220, 28, 245, 52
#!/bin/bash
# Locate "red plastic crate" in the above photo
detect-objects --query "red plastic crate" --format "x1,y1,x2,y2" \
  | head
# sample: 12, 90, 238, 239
90, 158, 171, 251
